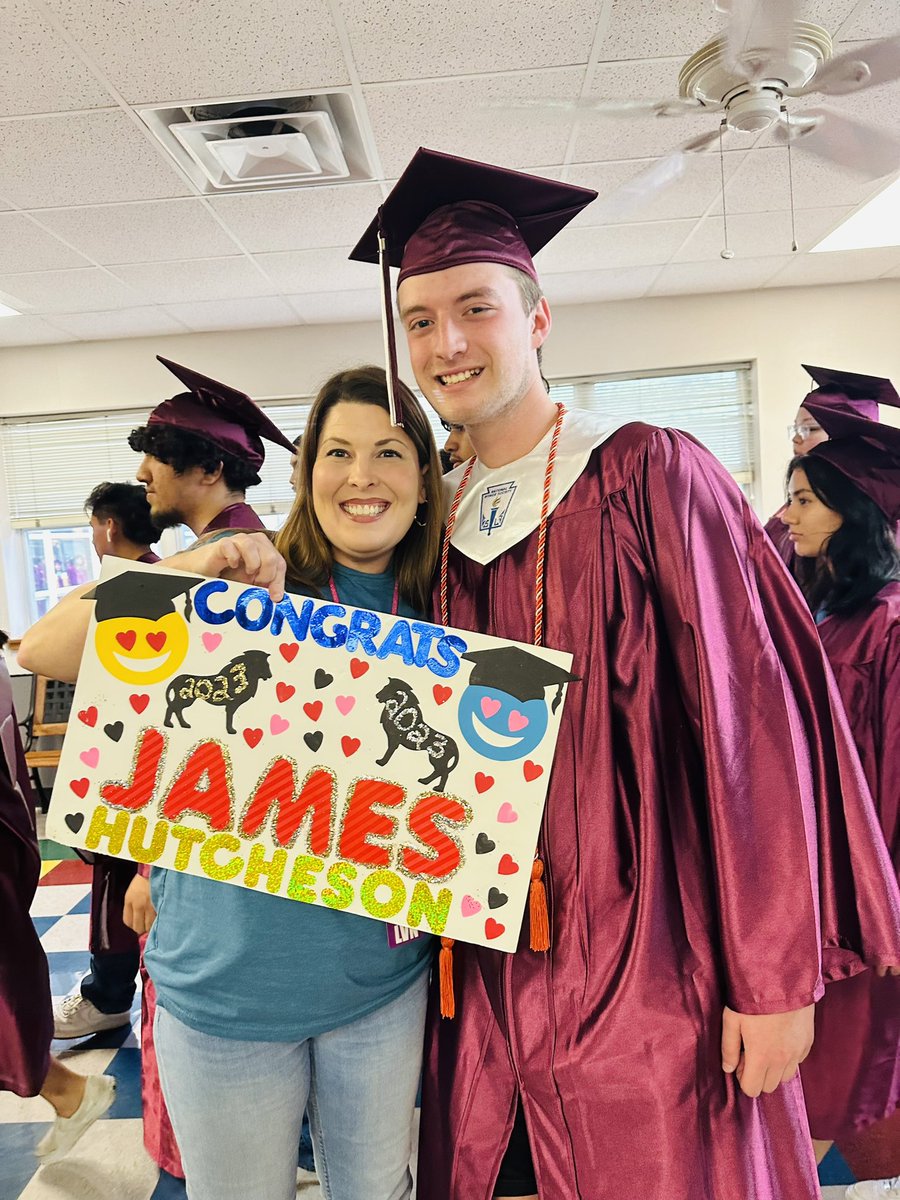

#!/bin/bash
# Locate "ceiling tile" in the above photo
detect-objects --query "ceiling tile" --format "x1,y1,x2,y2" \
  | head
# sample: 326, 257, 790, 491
542, 264, 660, 303
723, 145, 887, 213
534, 219, 696, 273
32, 199, 243, 265
650, 255, 787, 295
764, 245, 900, 287
0, 316, 78, 346
364, 68, 586, 177
208, 184, 384, 253
836, 1, 900, 41
286, 290, 383, 323
255, 248, 386, 293
342, 0, 598, 82
673, 206, 852, 262
0, 214, 92, 273
163, 296, 299, 331
0, 112, 191, 209
0, 267, 144, 313
109, 257, 276, 304
46, 307, 190, 339
1, 0, 113, 115
40, 0, 350, 103
567, 152, 747, 225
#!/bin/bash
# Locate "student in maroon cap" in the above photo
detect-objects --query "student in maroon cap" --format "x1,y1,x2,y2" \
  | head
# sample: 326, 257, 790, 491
764, 364, 894, 564
781, 395, 900, 1200
350, 148, 900, 1200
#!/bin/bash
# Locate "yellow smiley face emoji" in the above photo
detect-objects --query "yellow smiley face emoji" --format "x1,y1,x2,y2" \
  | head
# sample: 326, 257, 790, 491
95, 612, 189, 685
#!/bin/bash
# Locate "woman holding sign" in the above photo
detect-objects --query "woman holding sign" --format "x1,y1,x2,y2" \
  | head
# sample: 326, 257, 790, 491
125, 366, 444, 1200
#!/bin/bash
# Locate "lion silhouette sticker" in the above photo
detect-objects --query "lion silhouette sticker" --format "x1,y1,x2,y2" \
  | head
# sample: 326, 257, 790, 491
375, 678, 459, 792
164, 650, 273, 735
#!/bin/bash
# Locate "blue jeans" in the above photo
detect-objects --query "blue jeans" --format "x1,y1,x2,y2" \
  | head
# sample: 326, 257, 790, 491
154, 971, 427, 1200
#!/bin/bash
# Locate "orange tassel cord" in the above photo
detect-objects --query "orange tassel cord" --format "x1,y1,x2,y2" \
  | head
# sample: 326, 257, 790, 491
439, 936, 456, 1018
529, 856, 550, 952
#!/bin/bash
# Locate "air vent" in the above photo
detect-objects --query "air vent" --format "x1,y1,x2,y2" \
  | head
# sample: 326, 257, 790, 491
138, 92, 374, 193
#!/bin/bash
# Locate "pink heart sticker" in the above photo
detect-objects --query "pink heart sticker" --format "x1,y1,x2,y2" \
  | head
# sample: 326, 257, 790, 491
508, 710, 529, 732
270, 714, 290, 735
497, 802, 518, 823
202, 632, 222, 652
481, 697, 502, 719
336, 695, 356, 716
80, 748, 100, 769
461, 895, 482, 917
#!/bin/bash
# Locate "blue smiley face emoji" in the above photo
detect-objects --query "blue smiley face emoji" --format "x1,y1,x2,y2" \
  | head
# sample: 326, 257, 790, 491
458, 686, 549, 761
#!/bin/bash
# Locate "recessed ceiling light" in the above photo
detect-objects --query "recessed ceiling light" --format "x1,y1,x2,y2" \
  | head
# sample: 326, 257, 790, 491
812, 176, 900, 253
0, 302, 23, 318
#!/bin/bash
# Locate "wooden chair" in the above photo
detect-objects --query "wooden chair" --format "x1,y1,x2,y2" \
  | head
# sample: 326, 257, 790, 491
22, 674, 76, 811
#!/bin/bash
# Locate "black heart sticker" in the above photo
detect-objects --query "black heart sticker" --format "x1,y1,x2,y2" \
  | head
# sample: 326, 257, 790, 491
304, 731, 324, 753
475, 833, 496, 855
314, 669, 334, 690
103, 721, 124, 743
488, 887, 508, 909
65, 812, 85, 834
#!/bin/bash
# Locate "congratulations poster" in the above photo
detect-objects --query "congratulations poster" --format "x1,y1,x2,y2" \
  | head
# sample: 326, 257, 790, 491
47, 559, 575, 952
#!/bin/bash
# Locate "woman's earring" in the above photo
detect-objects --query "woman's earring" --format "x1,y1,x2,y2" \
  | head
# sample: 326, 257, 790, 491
414, 501, 428, 528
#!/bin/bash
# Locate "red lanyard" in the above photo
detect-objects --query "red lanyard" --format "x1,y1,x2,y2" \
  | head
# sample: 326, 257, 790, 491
439, 403, 566, 647
328, 574, 400, 615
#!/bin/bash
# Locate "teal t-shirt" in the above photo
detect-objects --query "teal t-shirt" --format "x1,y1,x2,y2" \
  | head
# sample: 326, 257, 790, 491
146, 563, 434, 1041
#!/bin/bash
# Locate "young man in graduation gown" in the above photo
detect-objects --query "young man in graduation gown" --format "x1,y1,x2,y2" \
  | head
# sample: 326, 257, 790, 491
764, 365, 893, 564
349, 149, 900, 1200
50, 356, 294, 1040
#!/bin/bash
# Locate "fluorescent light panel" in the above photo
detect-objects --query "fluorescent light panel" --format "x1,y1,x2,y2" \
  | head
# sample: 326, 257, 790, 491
812, 176, 900, 253
0, 302, 23, 318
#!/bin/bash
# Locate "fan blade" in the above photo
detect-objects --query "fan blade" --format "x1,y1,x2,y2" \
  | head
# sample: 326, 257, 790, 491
486, 96, 707, 123
721, 0, 799, 79
595, 129, 724, 221
801, 35, 900, 96
776, 108, 900, 178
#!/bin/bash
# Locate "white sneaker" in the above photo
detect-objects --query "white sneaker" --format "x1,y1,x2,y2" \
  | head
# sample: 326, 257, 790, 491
52, 992, 131, 1039
846, 1179, 900, 1199
36, 1074, 116, 1164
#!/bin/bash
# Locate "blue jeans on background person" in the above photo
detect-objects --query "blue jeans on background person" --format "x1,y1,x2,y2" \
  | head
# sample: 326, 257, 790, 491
154, 971, 428, 1200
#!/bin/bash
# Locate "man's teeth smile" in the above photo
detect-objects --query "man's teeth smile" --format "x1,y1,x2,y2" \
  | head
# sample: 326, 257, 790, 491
341, 502, 388, 517
439, 368, 483, 386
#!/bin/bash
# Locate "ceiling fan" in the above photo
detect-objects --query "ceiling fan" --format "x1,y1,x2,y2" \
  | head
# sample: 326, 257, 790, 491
503, 0, 900, 222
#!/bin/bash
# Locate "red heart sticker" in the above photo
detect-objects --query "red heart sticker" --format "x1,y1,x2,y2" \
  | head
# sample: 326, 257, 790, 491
279, 643, 299, 662
146, 631, 167, 652
433, 684, 452, 705
276, 682, 295, 703
303, 700, 323, 722
77, 706, 98, 728
498, 854, 519, 875
70, 778, 90, 799
523, 760, 544, 782
485, 918, 505, 940
475, 772, 494, 794
116, 630, 137, 651
243, 728, 263, 749
129, 694, 149, 714
350, 658, 369, 679
341, 736, 361, 757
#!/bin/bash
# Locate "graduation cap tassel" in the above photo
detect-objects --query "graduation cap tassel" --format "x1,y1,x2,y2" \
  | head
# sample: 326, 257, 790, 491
529, 857, 550, 953
377, 208, 404, 428
439, 937, 456, 1019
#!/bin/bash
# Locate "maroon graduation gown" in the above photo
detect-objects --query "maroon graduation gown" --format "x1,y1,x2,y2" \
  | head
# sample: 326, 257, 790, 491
418, 424, 900, 1200
200, 501, 265, 534
0, 658, 52, 1096
802, 582, 900, 1139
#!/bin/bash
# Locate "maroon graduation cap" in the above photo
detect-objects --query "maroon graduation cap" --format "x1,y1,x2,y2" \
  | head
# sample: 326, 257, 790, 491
801, 363, 897, 423
148, 357, 295, 469
805, 368, 900, 522
349, 148, 597, 424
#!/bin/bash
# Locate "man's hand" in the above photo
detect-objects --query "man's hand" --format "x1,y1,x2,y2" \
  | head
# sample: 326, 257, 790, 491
721, 1004, 814, 1098
166, 533, 287, 601
876, 964, 900, 977
123, 874, 157, 935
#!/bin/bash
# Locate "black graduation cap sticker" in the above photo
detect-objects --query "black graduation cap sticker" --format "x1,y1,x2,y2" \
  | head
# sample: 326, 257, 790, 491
458, 646, 579, 763
85, 569, 203, 687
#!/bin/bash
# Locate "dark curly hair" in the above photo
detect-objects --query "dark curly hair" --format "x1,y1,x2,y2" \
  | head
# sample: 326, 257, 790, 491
128, 424, 261, 491
788, 453, 900, 617
85, 482, 159, 546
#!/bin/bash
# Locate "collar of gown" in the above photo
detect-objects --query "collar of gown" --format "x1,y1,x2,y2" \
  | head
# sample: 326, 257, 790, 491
441, 408, 625, 566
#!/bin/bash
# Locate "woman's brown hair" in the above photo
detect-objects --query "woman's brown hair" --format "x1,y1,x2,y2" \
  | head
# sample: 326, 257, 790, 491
274, 366, 443, 615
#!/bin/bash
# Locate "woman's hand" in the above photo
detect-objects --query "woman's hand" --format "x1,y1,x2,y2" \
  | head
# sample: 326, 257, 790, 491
165, 533, 286, 601
123, 874, 156, 935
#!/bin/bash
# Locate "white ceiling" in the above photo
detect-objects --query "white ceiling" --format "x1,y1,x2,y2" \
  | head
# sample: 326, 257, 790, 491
0, 0, 898, 348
